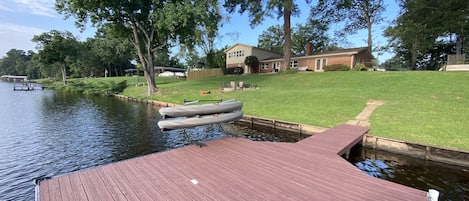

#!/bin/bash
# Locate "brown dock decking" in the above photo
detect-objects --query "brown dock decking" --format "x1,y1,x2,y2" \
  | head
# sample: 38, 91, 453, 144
37, 124, 427, 200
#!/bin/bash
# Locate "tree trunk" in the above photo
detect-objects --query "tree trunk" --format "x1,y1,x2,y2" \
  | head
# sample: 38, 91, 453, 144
131, 24, 157, 96
410, 41, 418, 70
61, 65, 67, 85
283, 1, 292, 71
367, 21, 373, 53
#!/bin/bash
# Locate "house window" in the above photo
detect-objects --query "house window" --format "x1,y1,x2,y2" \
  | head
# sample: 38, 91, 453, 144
261, 63, 269, 70
290, 60, 298, 68
229, 50, 245, 58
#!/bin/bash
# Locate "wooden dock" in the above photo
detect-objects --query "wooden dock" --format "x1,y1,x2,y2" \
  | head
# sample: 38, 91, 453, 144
37, 124, 427, 200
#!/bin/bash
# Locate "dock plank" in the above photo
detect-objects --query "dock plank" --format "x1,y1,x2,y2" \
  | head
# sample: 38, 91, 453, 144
38, 124, 427, 200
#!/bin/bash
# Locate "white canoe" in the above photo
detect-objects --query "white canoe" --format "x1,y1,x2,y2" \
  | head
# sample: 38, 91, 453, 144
158, 111, 243, 131
159, 101, 243, 118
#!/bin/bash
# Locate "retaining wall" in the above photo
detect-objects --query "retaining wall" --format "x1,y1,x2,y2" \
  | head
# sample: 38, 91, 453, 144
113, 94, 469, 167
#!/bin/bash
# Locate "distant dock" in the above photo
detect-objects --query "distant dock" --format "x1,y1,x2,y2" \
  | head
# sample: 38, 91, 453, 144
36, 124, 427, 200
1, 75, 43, 91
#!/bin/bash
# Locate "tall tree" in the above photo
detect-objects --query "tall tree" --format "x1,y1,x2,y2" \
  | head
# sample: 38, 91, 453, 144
56, 0, 221, 95
258, 19, 332, 55
32, 30, 80, 84
0, 49, 28, 76
224, 0, 312, 71
384, 0, 469, 69
258, 25, 285, 54
312, 0, 385, 52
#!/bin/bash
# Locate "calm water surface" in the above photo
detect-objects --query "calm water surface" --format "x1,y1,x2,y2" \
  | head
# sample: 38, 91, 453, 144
0, 81, 226, 200
348, 146, 469, 201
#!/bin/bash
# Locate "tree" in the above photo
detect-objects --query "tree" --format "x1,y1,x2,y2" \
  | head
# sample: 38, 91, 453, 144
312, 0, 385, 52
258, 19, 332, 55
32, 30, 80, 84
0, 49, 28, 76
384, 0, 469, 69
91, 26, 134, 77
244, 56, 259, 71
258, 25, 285, 54
56, 0, 221, 95
224, 0, 312, 71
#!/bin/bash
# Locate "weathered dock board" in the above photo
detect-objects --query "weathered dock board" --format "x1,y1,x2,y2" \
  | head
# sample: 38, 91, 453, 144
37, 124, 427, 200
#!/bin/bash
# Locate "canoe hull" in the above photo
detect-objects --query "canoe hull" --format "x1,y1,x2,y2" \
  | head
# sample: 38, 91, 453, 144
159, 101, 243, 118
158, 111, 243, 131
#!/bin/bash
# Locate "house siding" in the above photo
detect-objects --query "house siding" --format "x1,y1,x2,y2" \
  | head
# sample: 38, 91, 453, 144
225, 44, 282, 74
227, 44, 374, 74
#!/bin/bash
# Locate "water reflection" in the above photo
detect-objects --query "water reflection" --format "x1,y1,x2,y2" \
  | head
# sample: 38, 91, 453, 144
0, 82, 227, 200
348, 146, 469, 201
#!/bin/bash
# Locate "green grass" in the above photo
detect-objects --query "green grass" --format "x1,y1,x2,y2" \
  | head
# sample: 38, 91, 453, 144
58, 72, 469, 151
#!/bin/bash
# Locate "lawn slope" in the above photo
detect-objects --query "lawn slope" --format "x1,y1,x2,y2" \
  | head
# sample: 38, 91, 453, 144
121, 71, 469, 151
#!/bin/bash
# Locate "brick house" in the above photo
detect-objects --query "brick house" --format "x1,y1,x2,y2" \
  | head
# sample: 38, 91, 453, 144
225, 43, 374, 73
224, 43, 282, 74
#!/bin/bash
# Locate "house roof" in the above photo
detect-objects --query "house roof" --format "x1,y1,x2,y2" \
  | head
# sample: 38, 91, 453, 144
224, 43, 283, 55
261, 47, 372, 62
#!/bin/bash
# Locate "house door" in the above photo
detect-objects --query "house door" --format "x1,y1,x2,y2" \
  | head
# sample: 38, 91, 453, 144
316, 58, 327, 71
273, 62, 280, 72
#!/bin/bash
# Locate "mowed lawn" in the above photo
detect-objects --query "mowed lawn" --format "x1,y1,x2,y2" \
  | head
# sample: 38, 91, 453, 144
120, 71, 469, 151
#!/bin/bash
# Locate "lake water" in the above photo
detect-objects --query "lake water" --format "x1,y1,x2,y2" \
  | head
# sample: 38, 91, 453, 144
1, 81, 468, 200
0, 81, 227, 200
348, 146, 469, 200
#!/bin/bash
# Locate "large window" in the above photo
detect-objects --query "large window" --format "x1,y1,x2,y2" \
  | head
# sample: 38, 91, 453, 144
290, 60, 298, 68
228, 50, 245, 58
261, 63, 269, 70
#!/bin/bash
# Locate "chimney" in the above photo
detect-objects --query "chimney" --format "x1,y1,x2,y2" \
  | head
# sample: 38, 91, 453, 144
305, 43, 312, 56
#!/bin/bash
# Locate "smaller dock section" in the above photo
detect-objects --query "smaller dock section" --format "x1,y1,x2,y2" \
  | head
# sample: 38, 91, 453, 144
37, 124, 427, 200
13, 81, 42, 91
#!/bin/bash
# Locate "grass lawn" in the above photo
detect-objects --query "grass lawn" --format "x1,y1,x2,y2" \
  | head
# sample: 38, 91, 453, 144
114, 71, 468, 151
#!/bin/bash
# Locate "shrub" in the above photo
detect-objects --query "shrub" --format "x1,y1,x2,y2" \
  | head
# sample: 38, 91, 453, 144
323, 64, 350, 71
353, 63, 369, 71
278, 68, 298, 74
244, 56, 259, 68
224, 67, 244, 75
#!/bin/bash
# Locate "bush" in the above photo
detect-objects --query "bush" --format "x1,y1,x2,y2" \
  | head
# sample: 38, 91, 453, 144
323, 64, 350, 71
353, 63, 369, 71
224, 67, 244, 75
278, 68, 298, 75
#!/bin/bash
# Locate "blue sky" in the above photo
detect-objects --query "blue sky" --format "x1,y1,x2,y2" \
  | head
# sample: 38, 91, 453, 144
0, 0, 400, 63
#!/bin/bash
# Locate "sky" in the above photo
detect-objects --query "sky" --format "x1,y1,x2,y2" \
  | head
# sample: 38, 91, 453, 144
0, 0, 400, 64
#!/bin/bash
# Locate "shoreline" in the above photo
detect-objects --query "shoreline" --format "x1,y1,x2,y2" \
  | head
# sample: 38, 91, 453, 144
113, 93, 469, 167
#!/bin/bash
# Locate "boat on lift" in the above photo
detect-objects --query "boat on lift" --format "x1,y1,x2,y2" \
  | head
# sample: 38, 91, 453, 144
159, 99, 243, 118
158, 111, 243, 131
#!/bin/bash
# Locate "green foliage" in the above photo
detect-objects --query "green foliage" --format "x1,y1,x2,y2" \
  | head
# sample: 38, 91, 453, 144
311, 0, 385, 51
257, 25, 285, 54
278, 68, 298, 75
0, 49, 40, 79
258, 20, 333, 55
224, 67, 243, 75
323, 64, 350, 71
59, 79, 128, 96
56, 0, 221, 95
353, 63, 368, 71
384, 0, 469, 70
244, 56, 259, 67
32, 30, 81, 84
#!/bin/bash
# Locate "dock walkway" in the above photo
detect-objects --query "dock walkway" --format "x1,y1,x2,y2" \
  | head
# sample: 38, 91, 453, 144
37, 124, 427, 200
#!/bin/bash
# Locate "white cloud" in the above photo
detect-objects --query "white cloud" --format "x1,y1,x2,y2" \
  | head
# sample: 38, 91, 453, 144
0, 23, 47, 57
13, 0, 57, 17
